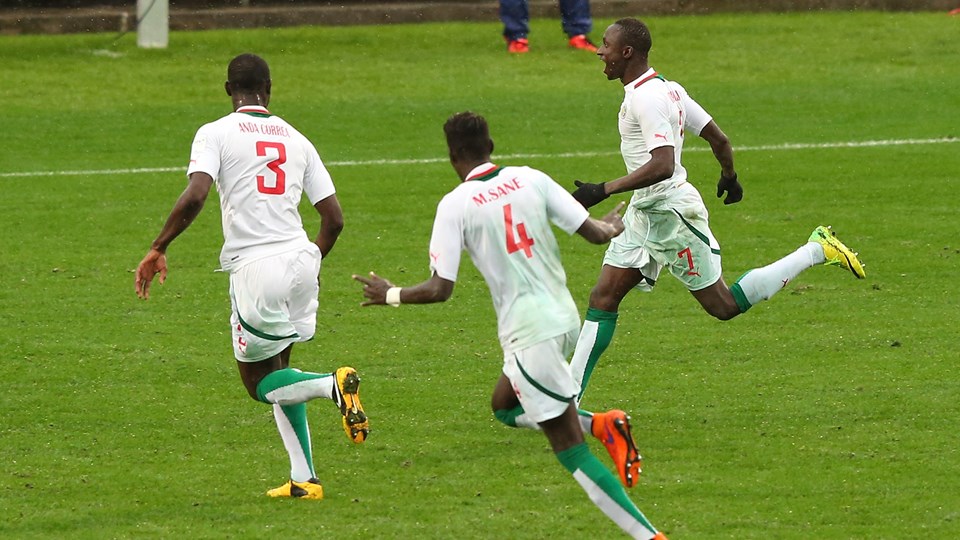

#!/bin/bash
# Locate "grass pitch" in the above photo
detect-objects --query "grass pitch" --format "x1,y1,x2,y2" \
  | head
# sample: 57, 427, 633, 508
1, 10, 959, 539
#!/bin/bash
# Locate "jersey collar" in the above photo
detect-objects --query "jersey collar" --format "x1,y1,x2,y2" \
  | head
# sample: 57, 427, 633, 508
236, 105, 272, 117
465, 162, 502, 182
625, 68, 660, 89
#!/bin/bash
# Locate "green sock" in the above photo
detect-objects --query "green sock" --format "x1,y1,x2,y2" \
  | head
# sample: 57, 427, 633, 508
273, 402, 316, 480
572, 308, 619, 401
494, 406, 595, 434
556, 443, 658, 537
494, 405, 540, 430
255, 368, 332, 405
730, 272, 754, 313
494, 405, 524, 427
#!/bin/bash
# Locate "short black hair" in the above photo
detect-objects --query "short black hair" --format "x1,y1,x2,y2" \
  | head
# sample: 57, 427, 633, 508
227, 53, 270, 93
614, 18, 652, 57
444, 111, 491, 162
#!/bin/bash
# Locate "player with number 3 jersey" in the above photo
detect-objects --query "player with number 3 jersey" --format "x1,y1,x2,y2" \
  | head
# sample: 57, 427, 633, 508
135, 53, 368, 501
187, 99, 334, 272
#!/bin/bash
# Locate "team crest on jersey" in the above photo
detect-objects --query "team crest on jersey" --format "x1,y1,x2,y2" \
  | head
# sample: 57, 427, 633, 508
619, 104, 627, 119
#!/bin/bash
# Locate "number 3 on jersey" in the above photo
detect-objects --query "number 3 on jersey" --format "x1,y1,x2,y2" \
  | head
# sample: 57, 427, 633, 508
256, 141, 286, 195
503, 203, 534, 258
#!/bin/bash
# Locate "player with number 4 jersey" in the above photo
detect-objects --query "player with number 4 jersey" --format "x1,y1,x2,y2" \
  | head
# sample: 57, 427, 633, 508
354, 112, 668, 540
427, 162, 586, 353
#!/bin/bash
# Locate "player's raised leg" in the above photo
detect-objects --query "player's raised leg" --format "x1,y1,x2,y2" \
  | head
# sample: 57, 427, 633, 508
333, 366, 369, 444
725, 225, 865, 314
493, 373, 594, 432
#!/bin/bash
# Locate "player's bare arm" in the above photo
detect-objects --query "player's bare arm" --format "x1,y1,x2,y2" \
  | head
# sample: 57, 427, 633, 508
352, 271, 454, 306
134, 172, 213, 299
571, 146, 675, 208
313, 194, 344, 257
606, 145, 675, 194
576, 201, 626, 244
699, 120, 742, 205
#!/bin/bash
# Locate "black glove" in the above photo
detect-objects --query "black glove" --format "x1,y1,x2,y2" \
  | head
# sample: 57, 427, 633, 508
716, 173, 743, 205
572, 180, 609, 209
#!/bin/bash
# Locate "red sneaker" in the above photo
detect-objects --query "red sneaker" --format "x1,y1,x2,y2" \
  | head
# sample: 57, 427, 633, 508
568, 34, 598, 52
506, 37, 529, 54
592, 410, 643, 488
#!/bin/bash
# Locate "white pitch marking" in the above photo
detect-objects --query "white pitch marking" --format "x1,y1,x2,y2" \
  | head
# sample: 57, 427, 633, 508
1, 137, 955, 178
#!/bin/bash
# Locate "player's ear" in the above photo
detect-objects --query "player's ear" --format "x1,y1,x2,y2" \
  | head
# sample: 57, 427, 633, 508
224, 81, 232, 97
622, 45, 634, 59
488, 139, 495, 155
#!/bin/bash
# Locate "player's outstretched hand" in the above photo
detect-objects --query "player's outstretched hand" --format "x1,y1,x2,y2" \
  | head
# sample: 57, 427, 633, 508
601, 201, 627, 237
352, 271, 395, 306
135, 248, 167, 300
572, 180, 609, 209
716, 172, 743, 205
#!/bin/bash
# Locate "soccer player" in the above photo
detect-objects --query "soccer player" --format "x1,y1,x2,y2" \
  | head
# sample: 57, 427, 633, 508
353, 111, 668, 539
568, 18, 866, 394
134, 53, 368, 500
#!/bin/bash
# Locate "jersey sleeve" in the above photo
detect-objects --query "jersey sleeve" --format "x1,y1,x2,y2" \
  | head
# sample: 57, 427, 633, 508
302, 140, 336, 205
186, 123, 221, 180
631, 87, 676, 153
675, 83, 713, 136
427, 193, 464, 282
539, 171, 590, 235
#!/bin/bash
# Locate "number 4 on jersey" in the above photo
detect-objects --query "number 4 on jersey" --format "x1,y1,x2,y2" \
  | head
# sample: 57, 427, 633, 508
503, 203, 534, 258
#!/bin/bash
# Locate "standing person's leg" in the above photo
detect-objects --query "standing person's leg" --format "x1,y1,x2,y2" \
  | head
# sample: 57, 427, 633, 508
499, 0, 530, 40
559, 0, 597, 50
558, 0, 592, 37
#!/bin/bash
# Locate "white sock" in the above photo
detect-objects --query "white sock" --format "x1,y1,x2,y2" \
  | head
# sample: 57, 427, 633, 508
578, 412, 594, 435
735, 242, 824, 305
273, 404, 314, 482
262, 371, 335, 406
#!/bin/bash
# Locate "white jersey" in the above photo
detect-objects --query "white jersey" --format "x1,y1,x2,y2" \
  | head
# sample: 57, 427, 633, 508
187, 105, 335, 272
618, 68, 712, 209
428, 163, 590, 352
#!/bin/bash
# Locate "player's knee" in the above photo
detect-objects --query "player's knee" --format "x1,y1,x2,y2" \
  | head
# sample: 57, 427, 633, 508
493, 407, 521, 428
588, 285, 621, 312
242, 381, 261, 401
706, 302, 740, 321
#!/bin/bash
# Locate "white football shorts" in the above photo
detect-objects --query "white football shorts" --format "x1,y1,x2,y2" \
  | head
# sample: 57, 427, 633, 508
604, 182, 722, 292
228, 244, 322, 362
501, 329, 580, 424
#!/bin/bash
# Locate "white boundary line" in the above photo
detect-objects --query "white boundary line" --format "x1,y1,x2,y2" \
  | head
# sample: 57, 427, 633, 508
1, 137, 955, 179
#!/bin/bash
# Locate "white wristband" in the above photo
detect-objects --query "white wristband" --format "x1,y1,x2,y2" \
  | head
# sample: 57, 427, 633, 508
385, 287, 402, 307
